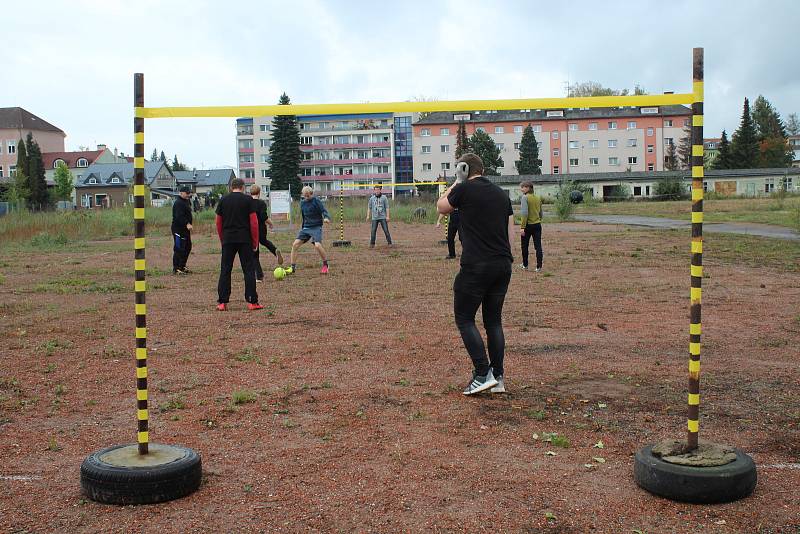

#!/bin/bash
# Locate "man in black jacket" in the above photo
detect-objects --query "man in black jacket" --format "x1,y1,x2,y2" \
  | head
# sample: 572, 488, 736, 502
171, 186, 193, 274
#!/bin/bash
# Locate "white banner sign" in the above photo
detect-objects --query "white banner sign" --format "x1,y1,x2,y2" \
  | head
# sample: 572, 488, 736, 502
269, 190, 291, 216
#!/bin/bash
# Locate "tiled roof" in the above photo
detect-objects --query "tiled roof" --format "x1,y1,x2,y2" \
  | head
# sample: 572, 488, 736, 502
415, 105, 692, 125
174, 169, 236, 186
43, 150, 104, 169
75, 161, 170, 188
0, 107, 65, 133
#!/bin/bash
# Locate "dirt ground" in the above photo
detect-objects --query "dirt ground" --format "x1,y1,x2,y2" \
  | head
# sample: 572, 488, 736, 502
1, 221, 798, 533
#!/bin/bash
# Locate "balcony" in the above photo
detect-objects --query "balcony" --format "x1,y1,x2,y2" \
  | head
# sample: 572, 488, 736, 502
300, 157, 391, 167
239, 162, 254, 169
238, 148, 254, 153
304, 173, 392, 182
300, 141, 391, 151
299, 121, 392, 133
237, 129, 254, 136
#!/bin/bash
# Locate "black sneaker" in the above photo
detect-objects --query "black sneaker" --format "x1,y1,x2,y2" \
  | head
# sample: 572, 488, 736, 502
463, 369, 498, 395
446, 255, 456, 259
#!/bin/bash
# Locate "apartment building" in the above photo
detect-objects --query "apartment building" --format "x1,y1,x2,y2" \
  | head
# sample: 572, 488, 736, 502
0, 107, 66, 181
236, 113, 414, 197
413, 106, 692, 181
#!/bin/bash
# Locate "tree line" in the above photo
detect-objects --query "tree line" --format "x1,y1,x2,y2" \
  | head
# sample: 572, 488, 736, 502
1, 132, 75, 210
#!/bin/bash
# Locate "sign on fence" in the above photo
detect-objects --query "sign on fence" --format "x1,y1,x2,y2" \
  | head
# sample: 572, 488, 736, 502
269, 190, 291, 221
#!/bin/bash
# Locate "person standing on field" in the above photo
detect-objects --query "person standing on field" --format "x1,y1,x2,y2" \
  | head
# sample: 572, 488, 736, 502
519, 181, 543, 271
171, 186, 193, 274
285, 186, 332, 275
438, 153, 515, 396
215, 178, 262, 311
250, 185, 284, 281
436, 207, 461, 259
367, 184, 393, 247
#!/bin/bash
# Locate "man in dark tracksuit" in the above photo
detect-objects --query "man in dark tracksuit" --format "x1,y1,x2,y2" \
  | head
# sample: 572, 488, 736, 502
215, 178, 262, 311
171, 186, 193, 274
250, 184, 283, 281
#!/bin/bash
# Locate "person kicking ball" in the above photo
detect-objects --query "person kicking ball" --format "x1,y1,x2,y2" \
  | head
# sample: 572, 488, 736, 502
437, 153, 515, 395
285, 186, 331, 275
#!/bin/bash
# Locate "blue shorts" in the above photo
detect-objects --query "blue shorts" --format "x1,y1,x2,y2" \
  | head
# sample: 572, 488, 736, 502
297, 226, 323, 243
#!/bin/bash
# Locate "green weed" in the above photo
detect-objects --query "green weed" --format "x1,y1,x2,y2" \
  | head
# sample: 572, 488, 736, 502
231, 390, 257, 405
158, 395, 186, 412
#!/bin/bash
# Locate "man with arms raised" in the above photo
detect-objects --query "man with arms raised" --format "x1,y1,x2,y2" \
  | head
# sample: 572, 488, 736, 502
437, 153, 515, 395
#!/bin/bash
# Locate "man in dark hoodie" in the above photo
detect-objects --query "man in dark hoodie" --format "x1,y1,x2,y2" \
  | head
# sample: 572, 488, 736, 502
171, 186, 193, 274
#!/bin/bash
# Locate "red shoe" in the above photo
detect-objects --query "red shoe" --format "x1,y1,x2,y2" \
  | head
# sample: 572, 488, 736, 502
247, 303, 264, 311
320, 264, 329, 274
216, 303, 227, 311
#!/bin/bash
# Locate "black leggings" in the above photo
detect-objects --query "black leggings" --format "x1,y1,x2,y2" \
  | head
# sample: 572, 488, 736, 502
521, 223, 543, 268
446, 212, 461, 257
453, 261, 512, 377
253, 235, 278, 279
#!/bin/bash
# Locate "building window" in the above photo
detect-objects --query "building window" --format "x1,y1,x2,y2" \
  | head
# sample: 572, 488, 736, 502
422, 163, 432, 171
782, 177, 794, 190
497, 143, 504, 150
261, 155, 270, 163
546, 110, 564, 117
648, 163, 655, 171
664, 119, 673, 127
765, 178, 775, 193
647, 127, 654, 136
260, 124, 270, 132
608, 121, 617, 130
703, 181, 708, 192
9, 165, 16, 176
634, 186, 642, 196
422, 145, 431, 154
260, 139, 271, 148
238, 139, 253, 149
569, 158, 579, 166
453, 113, 471, 121
300, 136, 312, 145
514, 125, 523, 133
514, 142, 520, 150
77, 158, 88, 168
628, 156, 638, 164
684, 119, 690, 127
421, 128, 431, 136
0, 166, 3, 178
641, 107, 659, 114
664, 137, 674, 146
552, 131, 559, 139
53, 159, 65, 169
647, 144, 654, 153
553, 148, 560, 156
588, 122, 598, 131
243, 170, 255, 179
110, 177, 121, 184
441, 162, 451, 170
261, 169, 269, 178
239, 154, 254, 163
88, 177, 97, 184
627, 139, 637, 147
494, 126, 504, 134
628, 121, 637, 130
589, 139, 599, 149
568, 123, 578, 131
533, 125, 542, 133
568, 141, 579, 149
7, 140, 16, 154
608, 139, 618, 148
441, 145, 450, 153
609, 157, 620, 166
553, 166, 559, 174
440, 128, 450, 136
589, 157, 599, 166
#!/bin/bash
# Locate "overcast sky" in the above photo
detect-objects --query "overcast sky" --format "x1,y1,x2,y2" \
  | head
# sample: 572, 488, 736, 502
4, 0, 798, 168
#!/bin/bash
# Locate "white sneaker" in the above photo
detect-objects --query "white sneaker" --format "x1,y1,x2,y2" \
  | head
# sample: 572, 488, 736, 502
535, 267, 541, 272
463, 369, 498, 395
490, 376, 506, 394
519, 264, 528, 270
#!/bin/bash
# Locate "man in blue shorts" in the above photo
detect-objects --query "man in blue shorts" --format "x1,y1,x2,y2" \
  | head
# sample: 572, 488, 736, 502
285, 186, 331, 275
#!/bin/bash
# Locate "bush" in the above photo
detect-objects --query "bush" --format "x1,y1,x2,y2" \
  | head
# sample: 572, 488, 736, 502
553, 181, 585, 221
604, 183, 631, 202
654, 177, 688, 201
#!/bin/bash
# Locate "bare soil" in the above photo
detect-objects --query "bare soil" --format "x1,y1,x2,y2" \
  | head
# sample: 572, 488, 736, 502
1, 221, 798, 533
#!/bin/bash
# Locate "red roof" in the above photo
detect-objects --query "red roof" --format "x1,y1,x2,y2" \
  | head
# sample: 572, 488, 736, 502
43, 149, 105, 169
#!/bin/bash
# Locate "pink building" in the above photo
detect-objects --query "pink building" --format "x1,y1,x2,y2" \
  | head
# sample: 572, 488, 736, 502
0, 107, 66, 181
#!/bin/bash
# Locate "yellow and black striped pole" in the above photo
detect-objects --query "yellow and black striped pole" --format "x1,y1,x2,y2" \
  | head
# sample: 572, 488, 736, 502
687, 48, 704, 451
332, 185, 350, 247
133, 74, 149, 455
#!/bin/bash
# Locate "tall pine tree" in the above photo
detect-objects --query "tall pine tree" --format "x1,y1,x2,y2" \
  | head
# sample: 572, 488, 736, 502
712, 130, 733, 169
25, 133, 49, 210
468, 130, 503, 176
151, 148, 159, 162
455, 120, 470, 158
172, 154, 188, 171
677, 125, 692, 170
730, 97, 759, 169
786, 113, 800, 136
751, 95, 786, 140
515, 125, 541, 175
16, 136, 30, 179
664, 140, 678, 170
268, 93, 302, 198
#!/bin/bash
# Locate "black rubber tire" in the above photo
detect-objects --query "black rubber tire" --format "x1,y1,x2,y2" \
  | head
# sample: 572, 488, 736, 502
569, 190, 584, 204
331, 240, 351, 247
634, 445, 756, 504
80, 444, 202, 505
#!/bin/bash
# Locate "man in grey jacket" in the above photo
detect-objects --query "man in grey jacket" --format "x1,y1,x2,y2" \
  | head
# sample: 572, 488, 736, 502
366, 184, 393, 247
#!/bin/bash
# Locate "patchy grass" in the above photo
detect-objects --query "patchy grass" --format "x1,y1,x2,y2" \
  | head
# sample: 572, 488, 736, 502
158, 395, 187, 412
32, 278, 125, 294
231, 390, 257, 405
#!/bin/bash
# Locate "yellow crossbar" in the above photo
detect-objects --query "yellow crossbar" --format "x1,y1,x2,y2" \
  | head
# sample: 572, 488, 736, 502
138, 93, 695, 119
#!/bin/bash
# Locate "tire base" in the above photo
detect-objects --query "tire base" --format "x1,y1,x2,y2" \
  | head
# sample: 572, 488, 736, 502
81, 443, 201, 505
331, 240, 351, 247
634, 444, 756, 504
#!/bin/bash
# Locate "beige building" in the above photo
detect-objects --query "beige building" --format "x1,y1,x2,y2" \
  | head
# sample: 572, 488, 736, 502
413, 106, 691, 181
0, 107, 66, 181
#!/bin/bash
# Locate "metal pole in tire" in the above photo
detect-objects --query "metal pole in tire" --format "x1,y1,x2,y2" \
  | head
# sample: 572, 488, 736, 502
633, 48, 756, 504
79, 73, 202, 505
332, 184, 351, 247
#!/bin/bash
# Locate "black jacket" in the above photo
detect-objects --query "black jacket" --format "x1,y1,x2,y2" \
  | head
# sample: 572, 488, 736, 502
171, 197, 193, 234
